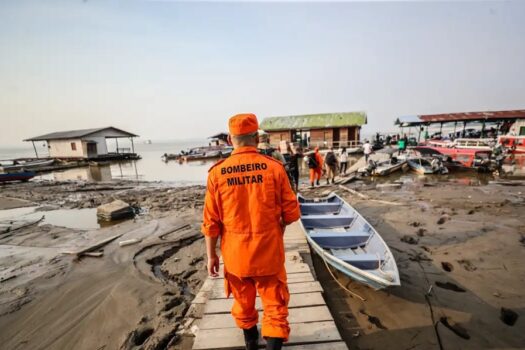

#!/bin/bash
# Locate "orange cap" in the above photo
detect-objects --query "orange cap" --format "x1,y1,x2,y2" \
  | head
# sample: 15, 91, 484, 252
229, 113, 259, 136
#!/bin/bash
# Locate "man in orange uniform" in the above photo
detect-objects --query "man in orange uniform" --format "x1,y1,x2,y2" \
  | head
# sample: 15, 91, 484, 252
202, 113, 300, 350
308, 147, 323, 187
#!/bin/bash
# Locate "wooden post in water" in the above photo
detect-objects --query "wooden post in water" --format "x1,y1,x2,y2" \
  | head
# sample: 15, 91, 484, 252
31, 141, 39, 159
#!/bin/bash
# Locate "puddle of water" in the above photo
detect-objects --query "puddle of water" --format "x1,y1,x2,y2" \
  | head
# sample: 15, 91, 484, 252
41, 208, 100, 230
0, 206, 39, 221
0, 206, 102, 230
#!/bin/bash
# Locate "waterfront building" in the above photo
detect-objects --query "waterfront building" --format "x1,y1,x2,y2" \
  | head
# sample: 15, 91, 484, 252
24, 127, 139, 159
260, 112, 367, 149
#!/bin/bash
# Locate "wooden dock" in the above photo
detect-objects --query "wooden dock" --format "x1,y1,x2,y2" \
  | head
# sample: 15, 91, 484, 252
189, 222, 348, 349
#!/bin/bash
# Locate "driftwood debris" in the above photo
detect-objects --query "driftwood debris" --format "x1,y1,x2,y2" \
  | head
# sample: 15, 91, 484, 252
65, 186, 135, 193
63, 233, 124, 257
338, 185, 403, 206
338, 185, 369, 199
83, 252, 104, 258
119, 238, 142, 247
0, 274, 17, 283
159, 223, 192, 240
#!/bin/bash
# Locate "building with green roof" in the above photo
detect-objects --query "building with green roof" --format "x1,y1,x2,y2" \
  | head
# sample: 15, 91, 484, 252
260, 112, 367, 148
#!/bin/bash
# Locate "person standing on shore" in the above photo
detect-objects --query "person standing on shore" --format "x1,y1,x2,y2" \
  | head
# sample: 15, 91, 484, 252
307, 147, 323, 188
339, 147, 348, 175
397, 134, 407, 155
287, 144, 303, 192
363, 140, 373, 162
202, 113, 300, 350
324, 147, 338, 184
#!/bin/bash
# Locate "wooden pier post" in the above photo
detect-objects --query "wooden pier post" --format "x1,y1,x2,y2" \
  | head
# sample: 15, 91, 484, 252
130, 137, 135, 154
31, 141, 39, 159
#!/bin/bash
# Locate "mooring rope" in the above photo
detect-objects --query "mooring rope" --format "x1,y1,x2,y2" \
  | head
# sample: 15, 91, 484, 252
320, 249, 366, 301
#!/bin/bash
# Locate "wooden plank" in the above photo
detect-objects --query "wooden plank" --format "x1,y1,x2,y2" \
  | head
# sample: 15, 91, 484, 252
199, 306, 333, 330
285, 251, 303, 262
210, 281, 323, 299
209, 272, 314, 284
285, 342, 348, 349
287, 272, 315, 283
192, 321, 342, 350
204, 292, 326, 314
288, 263, 310, 273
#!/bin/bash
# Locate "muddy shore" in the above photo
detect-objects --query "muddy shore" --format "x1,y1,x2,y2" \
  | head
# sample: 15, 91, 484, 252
0, 181, 207, 349
1, 174, 524, 350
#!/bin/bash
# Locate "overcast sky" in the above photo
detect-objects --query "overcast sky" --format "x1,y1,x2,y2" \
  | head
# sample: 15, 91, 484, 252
1, 0, 524, 147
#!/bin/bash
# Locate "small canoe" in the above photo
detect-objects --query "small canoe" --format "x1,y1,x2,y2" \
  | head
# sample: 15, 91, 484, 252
0, 171, 36, 183
298, 193, 400, 290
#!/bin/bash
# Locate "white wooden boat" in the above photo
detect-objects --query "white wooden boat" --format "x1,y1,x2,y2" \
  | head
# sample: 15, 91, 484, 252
298, 193, 400, 290
407, 157, 448, 175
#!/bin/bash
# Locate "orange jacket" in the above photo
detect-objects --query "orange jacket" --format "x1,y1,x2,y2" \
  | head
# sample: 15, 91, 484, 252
314, 150, 323, 171
202, 146, 300, 277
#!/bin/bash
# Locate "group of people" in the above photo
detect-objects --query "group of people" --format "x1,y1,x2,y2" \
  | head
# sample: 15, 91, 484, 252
304, 145, 357, 187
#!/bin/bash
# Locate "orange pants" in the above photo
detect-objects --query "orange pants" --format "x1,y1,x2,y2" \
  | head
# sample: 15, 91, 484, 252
224, 266, 290, 340
309, 168, 322, 183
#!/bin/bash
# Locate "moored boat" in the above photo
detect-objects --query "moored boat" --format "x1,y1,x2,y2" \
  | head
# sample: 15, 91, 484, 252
406, 157, 448, 175
414, 146, 497, 170
298, 193, 400, 290
1, 159, 54, 171
358, 158, 406, 176
162, 145, 233, 162
0, 171, 36, 183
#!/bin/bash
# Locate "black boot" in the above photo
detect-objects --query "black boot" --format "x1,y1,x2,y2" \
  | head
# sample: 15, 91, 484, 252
266, 337, 283, 350
243, 326, 259, 350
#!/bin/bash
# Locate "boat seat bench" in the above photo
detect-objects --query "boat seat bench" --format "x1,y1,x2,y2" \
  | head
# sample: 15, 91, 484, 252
300, 203, 343, 215
302, 215, 354, 229
309, 231, 370, 249
331, 252, 383, 270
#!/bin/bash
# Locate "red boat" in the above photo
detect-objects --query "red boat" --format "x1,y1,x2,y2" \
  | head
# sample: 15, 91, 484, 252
498, 136, 525, 154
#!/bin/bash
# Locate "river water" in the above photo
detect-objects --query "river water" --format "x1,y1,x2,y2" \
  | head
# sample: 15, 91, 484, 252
1, 141, 523, 185
1, 141, 213, 185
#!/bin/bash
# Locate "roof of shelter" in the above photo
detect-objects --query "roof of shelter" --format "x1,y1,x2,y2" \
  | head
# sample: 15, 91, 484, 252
24, 127, 138, 141
260, 112, 367, 131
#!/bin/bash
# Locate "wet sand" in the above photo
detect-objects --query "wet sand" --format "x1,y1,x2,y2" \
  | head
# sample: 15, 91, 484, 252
304, 178, 524, 349
0, 181, 207, 349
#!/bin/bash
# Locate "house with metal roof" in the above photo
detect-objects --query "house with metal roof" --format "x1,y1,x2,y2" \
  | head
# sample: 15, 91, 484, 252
24, 127, 139, 159
260, 112, 367, 148
395, 109, 525, 141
